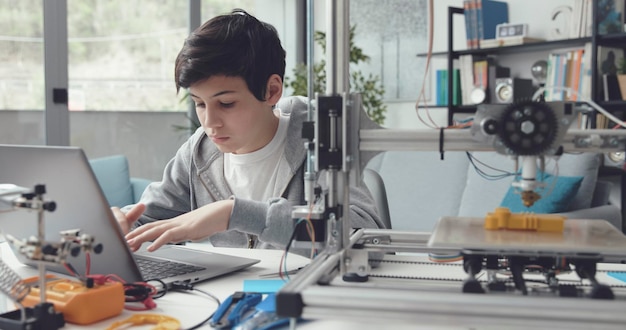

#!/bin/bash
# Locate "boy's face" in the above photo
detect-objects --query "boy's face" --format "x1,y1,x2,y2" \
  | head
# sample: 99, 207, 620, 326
189, 75, 279, 154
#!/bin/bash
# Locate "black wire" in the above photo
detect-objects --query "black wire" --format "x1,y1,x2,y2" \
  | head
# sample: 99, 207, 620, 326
145, 278, 168, 299
284, 219, 309, 255
170, 281, 221, 330
439, 127, 445, 160
466, 152, 516, 180
123, 283, 152, 302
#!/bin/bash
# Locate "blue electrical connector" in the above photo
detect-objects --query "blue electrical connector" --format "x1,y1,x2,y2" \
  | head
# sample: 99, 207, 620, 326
234, 293, 290, 330
209, 291, 263, 329
210, 292, 291, 330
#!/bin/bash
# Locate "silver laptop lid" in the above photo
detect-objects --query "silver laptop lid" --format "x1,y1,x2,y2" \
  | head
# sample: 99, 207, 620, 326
0, 144, 260, 286
0, 144, 144, 282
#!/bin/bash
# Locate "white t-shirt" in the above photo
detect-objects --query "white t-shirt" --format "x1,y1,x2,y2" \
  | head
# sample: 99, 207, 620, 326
224, 110, 291, 201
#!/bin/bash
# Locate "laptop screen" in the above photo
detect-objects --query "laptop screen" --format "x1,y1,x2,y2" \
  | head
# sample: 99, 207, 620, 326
0, 144, 144, 282
0, 144, 260, 286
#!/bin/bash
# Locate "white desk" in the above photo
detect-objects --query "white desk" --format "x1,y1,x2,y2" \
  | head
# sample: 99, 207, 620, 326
4, 241, 626, 330
1, 242, 308, 329
0, 242, 427, 330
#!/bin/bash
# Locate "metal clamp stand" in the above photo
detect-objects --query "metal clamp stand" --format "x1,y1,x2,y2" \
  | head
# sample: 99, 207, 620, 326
0, 184, 65, 330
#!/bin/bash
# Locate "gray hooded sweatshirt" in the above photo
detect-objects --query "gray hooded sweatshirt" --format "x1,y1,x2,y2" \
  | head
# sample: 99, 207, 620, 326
133, 96, 382, 252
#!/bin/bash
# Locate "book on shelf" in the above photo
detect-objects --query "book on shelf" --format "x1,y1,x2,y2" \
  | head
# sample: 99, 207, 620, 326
580, 0, 595, 37
473, 60, 488, 91
435, 68, 461, 106
463, 0, 508, 49
597, 0, 625, 35
602, 74, 623, 101
463, 0, 478, 49
479, 36, 544, 48
570, 0, 583, 38
436, 69, 448, 105
618, 75, 626, 101
596, 113, 610, 129
597, 45, 624, 99
456, 55, 505, 105
569, 48, 584, 101
475, 0, 508, 41
458, 54, 474, 105
544, 44, 591, 102
545, 52, 566, 101
437, 70, 444, 105
577, 111, 611, 129
569, 0, 594, 38
579, 42, 593, 101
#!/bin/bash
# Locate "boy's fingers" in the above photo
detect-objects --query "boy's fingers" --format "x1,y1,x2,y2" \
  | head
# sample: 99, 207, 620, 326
125, 203, 146, 222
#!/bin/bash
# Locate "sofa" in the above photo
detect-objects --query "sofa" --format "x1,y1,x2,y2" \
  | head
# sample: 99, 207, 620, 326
87, 152, 622, 234
364, 151, 622, 232
88, 155, 152, 208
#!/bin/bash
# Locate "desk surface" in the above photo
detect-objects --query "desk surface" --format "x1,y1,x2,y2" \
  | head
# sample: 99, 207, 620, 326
0, 242, 308, 329
0, 242, 429, 330
4, 241, 626, 330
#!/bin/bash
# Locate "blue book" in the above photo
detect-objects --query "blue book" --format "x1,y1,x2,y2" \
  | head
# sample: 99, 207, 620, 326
463, 1, 476, 49
436, 70, 443, 105
436, 70, 448, 106
476, 0, 508, 42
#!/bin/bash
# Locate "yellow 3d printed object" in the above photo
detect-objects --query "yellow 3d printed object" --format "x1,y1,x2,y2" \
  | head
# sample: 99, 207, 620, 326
484, 207, 566, 232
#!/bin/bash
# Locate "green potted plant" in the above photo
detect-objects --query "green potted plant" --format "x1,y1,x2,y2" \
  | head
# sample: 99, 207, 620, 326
285, 25, 387, 125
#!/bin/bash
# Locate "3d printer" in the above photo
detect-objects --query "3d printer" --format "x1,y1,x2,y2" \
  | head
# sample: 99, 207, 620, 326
276, 1, 626, 329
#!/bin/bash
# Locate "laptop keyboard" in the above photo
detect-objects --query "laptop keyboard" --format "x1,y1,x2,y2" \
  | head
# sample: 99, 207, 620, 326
136, 257, 206, 280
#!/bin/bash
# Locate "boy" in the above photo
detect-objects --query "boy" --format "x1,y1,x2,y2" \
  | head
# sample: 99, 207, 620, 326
113, 9, 382, 254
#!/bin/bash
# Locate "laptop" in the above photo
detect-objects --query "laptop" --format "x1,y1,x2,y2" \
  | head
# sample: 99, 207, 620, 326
0, 144, 259, 287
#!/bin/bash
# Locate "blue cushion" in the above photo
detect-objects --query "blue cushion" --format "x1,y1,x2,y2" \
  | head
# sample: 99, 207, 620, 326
89, 155, 134, 207
500, 173, 583, 213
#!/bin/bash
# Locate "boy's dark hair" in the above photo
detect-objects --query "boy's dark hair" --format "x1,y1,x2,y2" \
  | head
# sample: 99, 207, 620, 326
174, 9, 286, 101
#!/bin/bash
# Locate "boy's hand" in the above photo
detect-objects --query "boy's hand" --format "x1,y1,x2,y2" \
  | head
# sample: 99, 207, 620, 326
124, 199, 233, 252
111, 203, 146, 235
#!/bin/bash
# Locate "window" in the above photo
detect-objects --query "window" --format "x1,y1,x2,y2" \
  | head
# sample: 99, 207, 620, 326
63, 0, 275, 111
350, 0, 428, 101
0, 0, 301, 179
201, 0, 255, 22
0, 0, 45, 111
67, 1, 189, 111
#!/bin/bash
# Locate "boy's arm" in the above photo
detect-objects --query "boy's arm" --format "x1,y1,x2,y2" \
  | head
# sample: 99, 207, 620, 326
228, 181, 382, 249
125, 139, 197, 227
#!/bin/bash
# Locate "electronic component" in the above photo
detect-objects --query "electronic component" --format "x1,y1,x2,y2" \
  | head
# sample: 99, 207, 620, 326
493, 77, 534, 103
0, 257, 65, 330
210, 291, 263, 329
19, 275, 124, 325
235, 293, 290, 330
496, 23, 528, 38
471, 100, 576, 207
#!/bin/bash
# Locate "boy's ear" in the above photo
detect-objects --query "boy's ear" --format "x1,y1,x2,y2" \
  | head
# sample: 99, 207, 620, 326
265, 74, 283, 105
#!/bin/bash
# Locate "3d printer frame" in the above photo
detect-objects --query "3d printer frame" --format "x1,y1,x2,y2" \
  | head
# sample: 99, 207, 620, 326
276, 1, 626, 328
